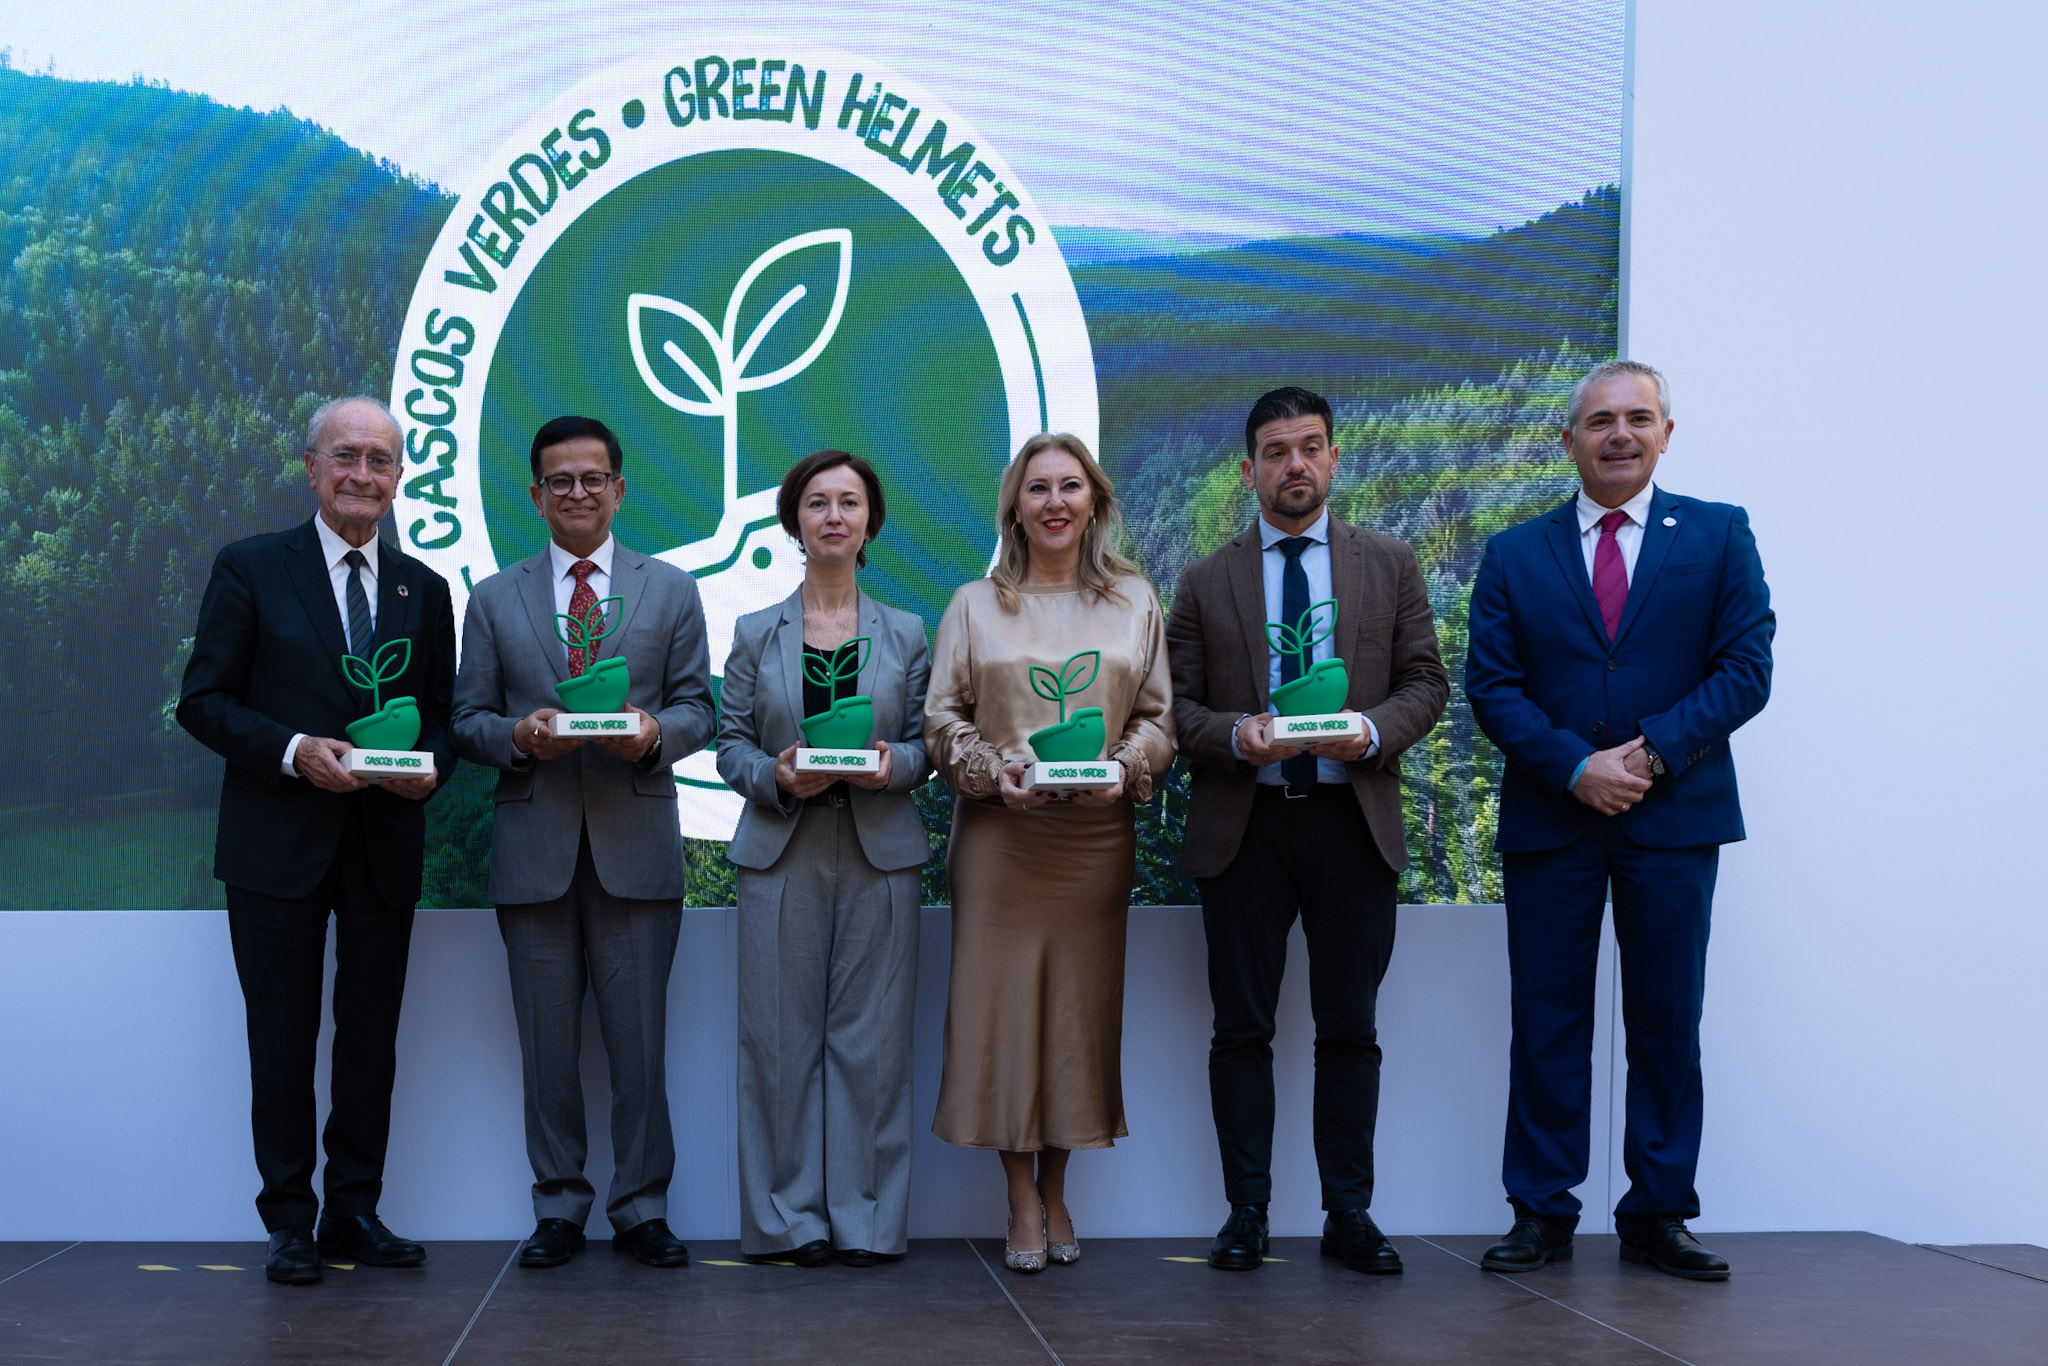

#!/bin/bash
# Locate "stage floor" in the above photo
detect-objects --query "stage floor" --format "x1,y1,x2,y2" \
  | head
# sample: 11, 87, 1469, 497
2, 1233, 2043, 1364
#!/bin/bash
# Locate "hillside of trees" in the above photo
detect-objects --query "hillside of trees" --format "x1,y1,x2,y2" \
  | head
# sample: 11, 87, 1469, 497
0, 67, 1616, 908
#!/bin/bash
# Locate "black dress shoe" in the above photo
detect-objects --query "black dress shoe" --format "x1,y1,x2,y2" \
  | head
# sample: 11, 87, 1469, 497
1320, 1207, 1403, 1275
1208, 1204, 1269, 1270
836, 1247, 881, 1267
266, 1225, 322, 1285
314, 1213, 426, 1267
746, 1238, 833, 1267
1481, 1215, 1575, 1272
1619, 1219, 1730, 1281
613, 1218, 690, 1268
518, 1218, 587, 1268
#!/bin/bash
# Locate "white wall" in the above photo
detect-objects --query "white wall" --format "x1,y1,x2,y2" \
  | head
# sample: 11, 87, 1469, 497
0, 906, 1586, 1241
1628, 0, 2048, 1242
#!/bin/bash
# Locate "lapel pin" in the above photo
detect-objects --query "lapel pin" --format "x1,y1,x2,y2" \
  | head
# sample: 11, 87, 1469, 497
1662, 516, 1677, 527
397, 583, 410, 596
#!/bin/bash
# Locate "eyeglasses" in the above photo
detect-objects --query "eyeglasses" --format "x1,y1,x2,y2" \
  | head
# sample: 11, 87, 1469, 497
539, 471, 618, 497
317, 449, 398, 476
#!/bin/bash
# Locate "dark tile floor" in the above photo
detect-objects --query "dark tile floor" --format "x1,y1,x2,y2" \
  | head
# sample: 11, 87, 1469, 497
1, 1234, 2043, 1365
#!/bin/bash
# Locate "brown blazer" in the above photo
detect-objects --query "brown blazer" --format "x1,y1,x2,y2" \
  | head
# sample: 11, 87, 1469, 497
1166, 517, 1448, 878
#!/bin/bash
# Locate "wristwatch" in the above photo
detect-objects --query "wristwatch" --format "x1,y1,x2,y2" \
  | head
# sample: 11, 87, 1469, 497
1644, 745, 1667, 778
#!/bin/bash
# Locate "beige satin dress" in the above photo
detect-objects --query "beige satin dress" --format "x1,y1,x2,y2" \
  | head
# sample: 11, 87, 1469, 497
924, 576, 1176, 1150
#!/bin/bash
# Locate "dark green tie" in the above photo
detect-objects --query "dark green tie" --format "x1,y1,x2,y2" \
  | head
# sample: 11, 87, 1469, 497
343, 549, 373, 656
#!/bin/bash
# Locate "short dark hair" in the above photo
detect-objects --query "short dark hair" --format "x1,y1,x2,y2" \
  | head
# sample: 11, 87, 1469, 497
1244, 386, 1333, 458
777, 449, 886, 569
530, 415, 624, 481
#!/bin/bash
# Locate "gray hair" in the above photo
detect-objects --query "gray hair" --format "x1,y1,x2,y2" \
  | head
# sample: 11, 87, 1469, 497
1564, 359, 1671, 429
305, 395, 400, 452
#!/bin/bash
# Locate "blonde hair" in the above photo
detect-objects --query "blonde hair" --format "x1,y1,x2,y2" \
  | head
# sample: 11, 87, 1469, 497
989, 432, 1139, 612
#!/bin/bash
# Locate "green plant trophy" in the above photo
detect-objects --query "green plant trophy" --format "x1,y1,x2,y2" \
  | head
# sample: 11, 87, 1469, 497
341, 639, 421, 751
798, 636, 875, 751
1266, 599, 1349, 717
552, 595, 630, 714
1026, 649, 1106, 762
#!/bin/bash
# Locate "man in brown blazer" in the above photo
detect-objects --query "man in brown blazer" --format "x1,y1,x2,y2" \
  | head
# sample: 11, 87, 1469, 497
1166, 386, 1448, 1276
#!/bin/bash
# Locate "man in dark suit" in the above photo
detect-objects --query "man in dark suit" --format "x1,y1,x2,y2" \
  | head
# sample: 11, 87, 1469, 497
1465, 359, 1773, 1281
452, 415, 714, 1271
178, 396, 456, 1285
1167, 386, 1448, 1275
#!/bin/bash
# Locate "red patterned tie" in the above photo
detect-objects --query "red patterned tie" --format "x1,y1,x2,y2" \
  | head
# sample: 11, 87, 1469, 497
1592, 510, 1629, 641
567, 559, 598, 677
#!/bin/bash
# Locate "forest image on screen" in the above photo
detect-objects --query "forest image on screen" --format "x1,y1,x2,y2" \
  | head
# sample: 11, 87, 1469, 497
0, 2, 1625, 908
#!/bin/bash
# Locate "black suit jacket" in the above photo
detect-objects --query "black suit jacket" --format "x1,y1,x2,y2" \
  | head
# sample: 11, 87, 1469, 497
177, 517, 457, 904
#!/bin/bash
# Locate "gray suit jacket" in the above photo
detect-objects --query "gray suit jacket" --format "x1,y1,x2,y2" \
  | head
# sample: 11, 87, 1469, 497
716, 588, 933, 873
1166, 516, 1449, 879
451, 543, 715, 905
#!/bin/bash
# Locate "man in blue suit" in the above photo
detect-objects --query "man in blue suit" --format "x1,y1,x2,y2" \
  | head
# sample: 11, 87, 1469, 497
1465, 360, 1773, 1281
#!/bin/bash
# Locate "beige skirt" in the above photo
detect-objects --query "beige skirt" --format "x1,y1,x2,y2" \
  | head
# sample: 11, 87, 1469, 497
931, 796, 1135, 1152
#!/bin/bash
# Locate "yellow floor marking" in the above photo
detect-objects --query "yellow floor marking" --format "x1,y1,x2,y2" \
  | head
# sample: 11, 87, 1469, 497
1161, 1256, 1206, 1262
324, 1263, 355, 1270
699, 1259, 749, 1267
197, 1265, 243, 1271
138, 1265, 177, 1271
1267, 1258, 1289, 1262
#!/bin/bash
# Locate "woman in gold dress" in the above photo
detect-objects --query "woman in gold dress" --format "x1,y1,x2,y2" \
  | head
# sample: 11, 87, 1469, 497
924, 432, 1175, 1274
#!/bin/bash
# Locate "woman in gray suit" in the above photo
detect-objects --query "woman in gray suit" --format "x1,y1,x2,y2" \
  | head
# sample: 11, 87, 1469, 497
716, 449, 934, 1267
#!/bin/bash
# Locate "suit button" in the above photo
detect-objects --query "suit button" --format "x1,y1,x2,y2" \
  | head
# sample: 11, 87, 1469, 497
1592, 722, 1604, 734
1606, 660, 1618, 672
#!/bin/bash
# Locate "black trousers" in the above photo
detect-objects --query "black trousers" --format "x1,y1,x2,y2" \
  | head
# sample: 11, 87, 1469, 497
225, 814, 415, 1232
1197, 784, 1398, 1210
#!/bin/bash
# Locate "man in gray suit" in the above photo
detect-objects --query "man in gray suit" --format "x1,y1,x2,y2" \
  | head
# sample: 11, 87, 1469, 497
452, 415, 714, 1270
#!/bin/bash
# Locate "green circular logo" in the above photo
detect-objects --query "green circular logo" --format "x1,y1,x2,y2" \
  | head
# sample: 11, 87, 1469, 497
392, 46, 1095, 837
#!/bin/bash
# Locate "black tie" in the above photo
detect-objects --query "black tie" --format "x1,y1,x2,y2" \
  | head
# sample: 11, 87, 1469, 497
1276, 536, 1317, 794
343, 549, 374, 657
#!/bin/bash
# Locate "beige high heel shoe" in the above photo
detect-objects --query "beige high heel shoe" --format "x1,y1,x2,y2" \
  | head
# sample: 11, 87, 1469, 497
1047, 1202, 1080, 1266
1004, 1205, 1046, 1274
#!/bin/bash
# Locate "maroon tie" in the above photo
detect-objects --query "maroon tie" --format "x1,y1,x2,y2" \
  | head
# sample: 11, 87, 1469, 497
1592, 510, 1629, 641
567, 559, 598, 677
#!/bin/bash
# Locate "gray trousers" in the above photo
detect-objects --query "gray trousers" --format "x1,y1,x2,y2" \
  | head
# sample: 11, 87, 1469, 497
498, 828, 682, 1233
736, 803, 920, 1255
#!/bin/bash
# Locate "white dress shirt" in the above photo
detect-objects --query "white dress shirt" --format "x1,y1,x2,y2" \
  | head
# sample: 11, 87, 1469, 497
281, 515, 381, 775
1229, 510, 1380, 782
1575, 482, 1656, 584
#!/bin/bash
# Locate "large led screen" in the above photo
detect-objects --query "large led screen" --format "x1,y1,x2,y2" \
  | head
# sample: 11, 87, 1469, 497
0, 1, 1626, 907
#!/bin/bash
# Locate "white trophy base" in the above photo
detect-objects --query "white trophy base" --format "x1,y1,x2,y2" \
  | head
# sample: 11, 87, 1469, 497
1023, 759, 1120, 793
795, 748, 880, 774
345, 748, 434, 782
552, 712, 640, 738
1269, 711, 1366, 743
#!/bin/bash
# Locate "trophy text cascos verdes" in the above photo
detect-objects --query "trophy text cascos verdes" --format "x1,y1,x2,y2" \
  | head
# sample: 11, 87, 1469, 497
1265, 598, 1365, 743
339, 638, 436, 781
1022, 649, 1119, 794
794, 635, 881, 775
550, 595, 639, 737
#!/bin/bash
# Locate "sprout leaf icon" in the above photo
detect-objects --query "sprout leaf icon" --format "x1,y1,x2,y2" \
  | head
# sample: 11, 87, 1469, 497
628, 228, 853, 509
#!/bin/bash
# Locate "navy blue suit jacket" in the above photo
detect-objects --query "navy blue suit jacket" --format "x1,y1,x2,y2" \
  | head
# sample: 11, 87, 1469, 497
178, 518, 458, 903
1465, 487, 1773, 854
